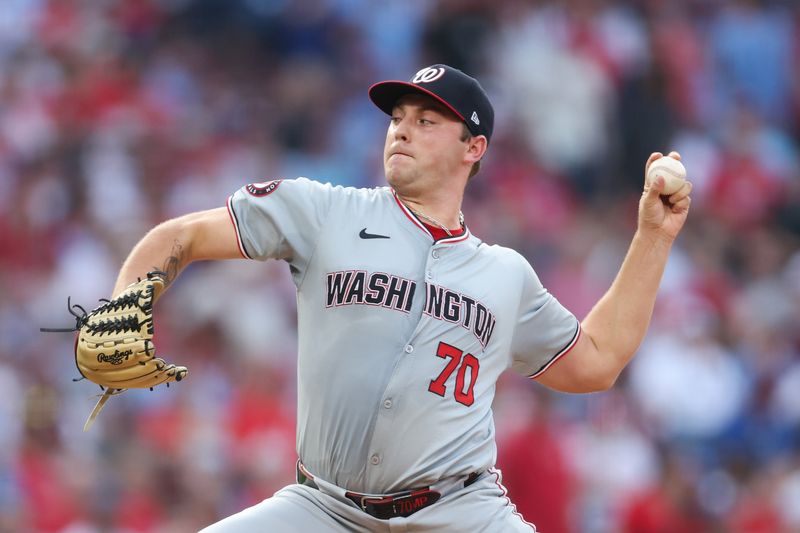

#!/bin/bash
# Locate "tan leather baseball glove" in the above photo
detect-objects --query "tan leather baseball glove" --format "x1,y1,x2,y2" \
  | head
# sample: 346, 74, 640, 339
42, 271, 188, 430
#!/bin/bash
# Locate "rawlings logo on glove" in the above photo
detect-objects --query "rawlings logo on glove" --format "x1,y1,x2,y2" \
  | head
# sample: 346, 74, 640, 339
96, 349, 134, 365
41, 271, 188, 430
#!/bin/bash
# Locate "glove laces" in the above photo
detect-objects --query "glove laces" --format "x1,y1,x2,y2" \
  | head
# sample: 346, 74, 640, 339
39, 297, 89, 333
85, 315, 150, 336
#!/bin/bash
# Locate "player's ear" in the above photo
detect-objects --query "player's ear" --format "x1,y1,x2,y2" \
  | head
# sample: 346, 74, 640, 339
465, 135, 488, 165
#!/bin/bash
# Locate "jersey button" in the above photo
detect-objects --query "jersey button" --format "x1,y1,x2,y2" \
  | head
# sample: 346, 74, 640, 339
426, 271, 433, 280
432, 250, 440, 259
370, 454, 381, 465
404, 344, 414, 354
383, 398, 393, 409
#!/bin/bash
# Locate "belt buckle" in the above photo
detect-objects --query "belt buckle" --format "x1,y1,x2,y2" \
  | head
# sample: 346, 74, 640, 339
357, 495, 372, 512
350, 488, 440, 519
360, 493, 392, 512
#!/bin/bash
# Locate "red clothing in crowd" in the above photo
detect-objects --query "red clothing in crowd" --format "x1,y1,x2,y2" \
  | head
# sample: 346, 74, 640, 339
497, 422, 573, 533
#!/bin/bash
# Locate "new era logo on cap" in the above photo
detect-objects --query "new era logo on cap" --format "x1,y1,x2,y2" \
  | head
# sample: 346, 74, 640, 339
368, 64, 494, 142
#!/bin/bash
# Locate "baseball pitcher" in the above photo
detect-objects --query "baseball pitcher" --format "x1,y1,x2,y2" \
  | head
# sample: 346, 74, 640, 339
56, 64, 692, 531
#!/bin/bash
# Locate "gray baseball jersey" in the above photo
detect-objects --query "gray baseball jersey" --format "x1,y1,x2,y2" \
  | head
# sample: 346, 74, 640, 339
226, 177, 579, 496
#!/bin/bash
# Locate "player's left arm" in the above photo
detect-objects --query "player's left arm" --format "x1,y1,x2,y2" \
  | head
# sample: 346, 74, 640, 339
535, 152, 692, 393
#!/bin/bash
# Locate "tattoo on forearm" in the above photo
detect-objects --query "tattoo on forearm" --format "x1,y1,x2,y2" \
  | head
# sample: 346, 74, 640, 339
155, 240, 185, 289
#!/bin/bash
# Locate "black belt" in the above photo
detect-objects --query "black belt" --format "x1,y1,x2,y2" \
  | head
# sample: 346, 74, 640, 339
297, 463, 480, 520
344, 487, 441, 519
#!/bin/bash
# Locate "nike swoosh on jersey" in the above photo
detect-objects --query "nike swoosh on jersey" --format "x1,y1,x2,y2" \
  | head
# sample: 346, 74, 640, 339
359, 228, 390, 239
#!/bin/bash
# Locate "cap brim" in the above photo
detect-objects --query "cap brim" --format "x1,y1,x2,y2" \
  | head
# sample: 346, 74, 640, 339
368, 81, 466, 123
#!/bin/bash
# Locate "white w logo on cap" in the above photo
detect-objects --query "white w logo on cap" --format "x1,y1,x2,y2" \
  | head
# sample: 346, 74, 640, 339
412, 66, 445, 84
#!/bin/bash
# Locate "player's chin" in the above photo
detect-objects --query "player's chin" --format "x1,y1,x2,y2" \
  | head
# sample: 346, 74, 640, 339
385, 165, 415, 189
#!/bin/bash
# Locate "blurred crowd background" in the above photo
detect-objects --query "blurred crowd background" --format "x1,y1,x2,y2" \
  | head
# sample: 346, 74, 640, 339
1, 0, 799, 531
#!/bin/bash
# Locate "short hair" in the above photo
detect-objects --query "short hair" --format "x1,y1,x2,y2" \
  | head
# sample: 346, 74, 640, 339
461, 123, 481, 179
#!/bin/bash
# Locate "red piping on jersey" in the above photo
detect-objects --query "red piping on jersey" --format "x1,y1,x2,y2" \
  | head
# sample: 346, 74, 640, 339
297, 460, 315, 481
529, 323, 582, 380
392, 190, 470, 244
438, 229, 470, 244
226, 195, 250, 259
423, 221, 465, 241
393, 190, 432, 237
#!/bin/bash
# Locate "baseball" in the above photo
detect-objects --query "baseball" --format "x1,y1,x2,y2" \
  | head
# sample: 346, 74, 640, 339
646, 156, 687, 195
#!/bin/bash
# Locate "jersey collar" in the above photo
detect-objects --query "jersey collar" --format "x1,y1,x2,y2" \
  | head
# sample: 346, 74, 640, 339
391, 189, 471, 245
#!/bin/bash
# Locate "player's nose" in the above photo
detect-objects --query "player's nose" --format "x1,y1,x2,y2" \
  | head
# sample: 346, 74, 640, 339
392, 117, 411, 142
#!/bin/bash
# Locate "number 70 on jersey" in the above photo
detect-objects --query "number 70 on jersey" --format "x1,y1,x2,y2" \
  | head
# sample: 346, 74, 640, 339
428, 342, 479, 407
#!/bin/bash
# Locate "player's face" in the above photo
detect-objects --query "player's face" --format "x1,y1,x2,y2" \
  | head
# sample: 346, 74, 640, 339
384, 94, 469, 192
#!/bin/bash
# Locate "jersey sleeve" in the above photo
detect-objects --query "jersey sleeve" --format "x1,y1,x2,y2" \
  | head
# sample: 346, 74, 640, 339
227, 177, 335, 274
510, 255, 581, 379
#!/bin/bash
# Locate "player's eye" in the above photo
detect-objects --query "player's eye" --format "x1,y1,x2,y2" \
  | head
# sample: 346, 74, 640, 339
390, 116, 401, 125
419, 118, 433, 126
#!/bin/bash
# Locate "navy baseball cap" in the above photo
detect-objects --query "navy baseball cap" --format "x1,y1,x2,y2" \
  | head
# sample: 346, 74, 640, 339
369, 64, 494, 142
